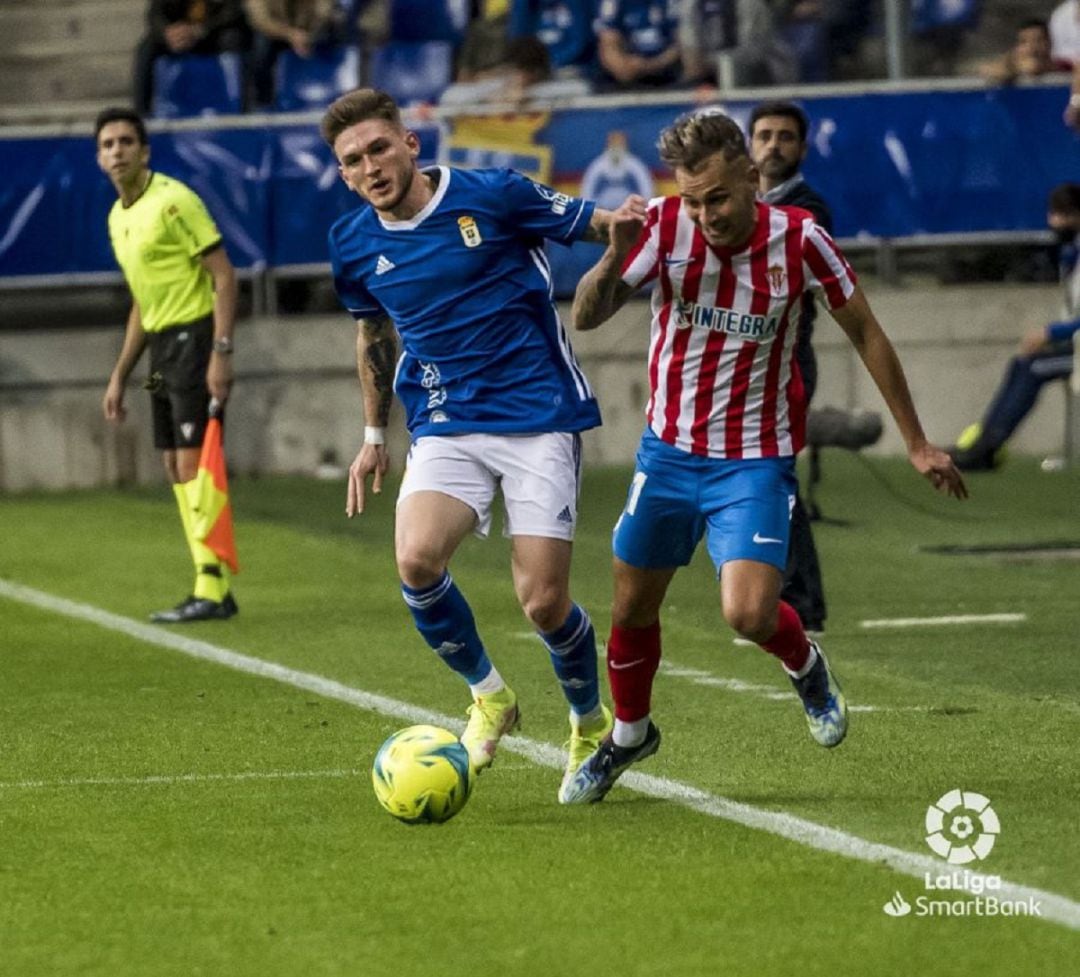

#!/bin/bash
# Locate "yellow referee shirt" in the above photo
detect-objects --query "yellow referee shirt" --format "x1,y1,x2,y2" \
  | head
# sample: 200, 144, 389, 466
107, 172, 223, 333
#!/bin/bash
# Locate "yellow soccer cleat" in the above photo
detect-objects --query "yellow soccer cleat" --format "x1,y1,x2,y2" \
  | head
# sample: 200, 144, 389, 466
460, 686, 520, 771
559, 705, 614, 803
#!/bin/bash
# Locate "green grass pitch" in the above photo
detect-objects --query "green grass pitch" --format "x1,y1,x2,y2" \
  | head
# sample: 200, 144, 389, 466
2, 454, 1078, 975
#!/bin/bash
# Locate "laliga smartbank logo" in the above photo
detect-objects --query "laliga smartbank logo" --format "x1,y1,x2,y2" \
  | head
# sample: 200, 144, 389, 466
925, 787, 999, 863
880, 788, 1042, 920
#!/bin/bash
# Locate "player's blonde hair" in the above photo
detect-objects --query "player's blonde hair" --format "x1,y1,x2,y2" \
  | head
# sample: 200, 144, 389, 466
658, 110, 749, 173
320, 88, 403, 147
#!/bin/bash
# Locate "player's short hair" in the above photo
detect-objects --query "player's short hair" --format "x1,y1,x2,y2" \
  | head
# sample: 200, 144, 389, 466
658, 109, 748, 173
1048, 183, 1080, 215
748, 100, 809, 144
94, 107, 148, 145
320, 88, 402, 147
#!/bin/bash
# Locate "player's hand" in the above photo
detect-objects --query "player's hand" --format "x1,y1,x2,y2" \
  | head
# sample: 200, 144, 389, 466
206, 353, 233, 405
1018, 327, 1048, 356
103, 377, 126, 423
909, 441, 968, 500
610, 194, 648, 257
346, 442, 390, 518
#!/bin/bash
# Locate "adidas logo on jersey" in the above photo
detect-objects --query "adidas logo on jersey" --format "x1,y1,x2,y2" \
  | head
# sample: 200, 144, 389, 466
556, 505, 574, 524
375, 255, 396, 276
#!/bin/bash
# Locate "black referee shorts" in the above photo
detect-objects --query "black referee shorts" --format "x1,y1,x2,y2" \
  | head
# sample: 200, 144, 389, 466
145, 315, 223, 451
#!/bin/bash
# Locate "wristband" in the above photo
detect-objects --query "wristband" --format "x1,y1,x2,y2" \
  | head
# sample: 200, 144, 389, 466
212, 337, 233, 354
364, 426, 386, 445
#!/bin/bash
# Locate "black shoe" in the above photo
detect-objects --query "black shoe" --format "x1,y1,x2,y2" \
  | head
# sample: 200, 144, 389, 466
151, 593, 238, 623
558, 723, 662, 804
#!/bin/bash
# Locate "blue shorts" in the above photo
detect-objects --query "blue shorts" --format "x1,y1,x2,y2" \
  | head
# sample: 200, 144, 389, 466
612, 430, 797, 573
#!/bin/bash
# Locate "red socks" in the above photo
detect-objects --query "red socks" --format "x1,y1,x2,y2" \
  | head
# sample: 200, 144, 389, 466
607, 622, 662, 722
759, 600, 811, 673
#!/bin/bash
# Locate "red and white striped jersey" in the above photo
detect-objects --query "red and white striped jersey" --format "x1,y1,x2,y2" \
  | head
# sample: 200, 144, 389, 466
621, 198, 857, 459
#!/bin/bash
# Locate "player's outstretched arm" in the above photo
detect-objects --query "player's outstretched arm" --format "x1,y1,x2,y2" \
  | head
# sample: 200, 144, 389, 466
103, 302, 147, 423
830, 287, 968, 500
572, 195, 647, 331
347, 314, 397, 518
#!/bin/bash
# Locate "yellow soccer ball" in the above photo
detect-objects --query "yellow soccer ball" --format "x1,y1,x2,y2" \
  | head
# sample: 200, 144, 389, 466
371, 724, 473, 824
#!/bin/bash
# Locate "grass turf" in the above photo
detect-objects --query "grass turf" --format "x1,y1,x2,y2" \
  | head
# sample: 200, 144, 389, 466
1, 453, 1078, 975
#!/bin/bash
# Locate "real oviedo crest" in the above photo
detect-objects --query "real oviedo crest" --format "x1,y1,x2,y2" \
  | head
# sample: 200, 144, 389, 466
458, 216, 482, 248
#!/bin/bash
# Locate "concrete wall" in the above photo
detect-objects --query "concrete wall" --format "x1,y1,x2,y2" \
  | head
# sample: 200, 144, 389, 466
0, 280, 1067, 491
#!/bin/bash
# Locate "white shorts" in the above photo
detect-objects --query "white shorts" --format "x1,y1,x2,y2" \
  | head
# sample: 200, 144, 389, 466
398, 432, 583, 540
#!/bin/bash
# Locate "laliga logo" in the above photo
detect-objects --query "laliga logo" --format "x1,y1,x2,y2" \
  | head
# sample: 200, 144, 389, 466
925, 788, 1000, 864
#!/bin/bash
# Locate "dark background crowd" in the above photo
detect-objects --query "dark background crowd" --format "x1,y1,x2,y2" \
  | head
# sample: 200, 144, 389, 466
125, 0, 1076, 116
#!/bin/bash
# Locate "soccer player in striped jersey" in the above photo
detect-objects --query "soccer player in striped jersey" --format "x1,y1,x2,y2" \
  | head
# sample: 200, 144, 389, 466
561, 109, 967, 804
322, 88, 637, 797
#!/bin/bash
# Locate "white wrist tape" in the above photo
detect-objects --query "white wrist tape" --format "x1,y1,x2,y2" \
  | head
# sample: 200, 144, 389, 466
364, 426, 386, 445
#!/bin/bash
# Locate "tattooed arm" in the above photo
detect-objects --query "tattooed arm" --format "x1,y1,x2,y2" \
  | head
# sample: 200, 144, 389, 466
347, 314, 397, 517
572, 195, 648, 331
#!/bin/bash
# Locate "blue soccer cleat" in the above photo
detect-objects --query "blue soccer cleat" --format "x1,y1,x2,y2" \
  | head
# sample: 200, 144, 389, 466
558, 722, 661, 804
790, 641, 848, 748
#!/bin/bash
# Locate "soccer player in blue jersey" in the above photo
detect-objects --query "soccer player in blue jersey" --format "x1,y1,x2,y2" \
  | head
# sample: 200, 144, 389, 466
322, 88, 638, 799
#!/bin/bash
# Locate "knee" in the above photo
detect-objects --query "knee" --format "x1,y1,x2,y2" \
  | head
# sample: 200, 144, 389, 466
395, 545, 446, 590
520, 585, 569, 633
724, 603, 776, 643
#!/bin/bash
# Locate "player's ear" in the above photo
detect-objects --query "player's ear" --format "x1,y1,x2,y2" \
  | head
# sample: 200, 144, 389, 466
405, 129, 420, 159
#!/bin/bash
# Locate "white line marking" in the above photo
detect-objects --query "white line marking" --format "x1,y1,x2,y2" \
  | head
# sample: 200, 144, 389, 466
860, 613, 1027, 628
658, 663, 924, 712
3, 578, 1078, 932
0, 769, 363, 791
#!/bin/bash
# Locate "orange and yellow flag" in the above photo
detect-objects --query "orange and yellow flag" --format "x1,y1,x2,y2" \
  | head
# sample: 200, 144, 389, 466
185, 416, 239, 574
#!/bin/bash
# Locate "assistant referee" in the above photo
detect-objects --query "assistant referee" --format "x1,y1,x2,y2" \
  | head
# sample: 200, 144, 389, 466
97, 107, 239, 623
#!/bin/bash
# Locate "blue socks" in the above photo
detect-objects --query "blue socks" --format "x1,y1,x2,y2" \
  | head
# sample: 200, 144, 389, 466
539, 603, 600, 715
401, 573, 492, 685
402, 575, 600, 715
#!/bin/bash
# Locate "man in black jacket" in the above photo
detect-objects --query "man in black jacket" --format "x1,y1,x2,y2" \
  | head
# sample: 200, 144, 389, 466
749, 100, 831, 634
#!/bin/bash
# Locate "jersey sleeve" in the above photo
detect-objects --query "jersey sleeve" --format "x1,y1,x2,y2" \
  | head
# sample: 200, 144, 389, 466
166, 184, 222, 258
329, 229, 385, 319
801, 219, 857, 310
499, 169, 596, 245
620, 197, 663, 289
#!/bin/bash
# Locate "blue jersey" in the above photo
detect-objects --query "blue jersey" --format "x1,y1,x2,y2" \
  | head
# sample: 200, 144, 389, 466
330, 166, 601, 439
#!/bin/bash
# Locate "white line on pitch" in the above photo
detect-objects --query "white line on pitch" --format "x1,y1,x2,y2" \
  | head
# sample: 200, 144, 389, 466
520, 633, 914, 712
860, 613, 1027, 628
0, 769, 363, 791
2, 578, 1077, 933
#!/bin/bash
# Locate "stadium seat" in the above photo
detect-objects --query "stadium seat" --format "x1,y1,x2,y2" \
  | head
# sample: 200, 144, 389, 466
370, 41, 454, 105
389, 0, 469, 42
152, 54, 244, 119
273, 46, 362, 113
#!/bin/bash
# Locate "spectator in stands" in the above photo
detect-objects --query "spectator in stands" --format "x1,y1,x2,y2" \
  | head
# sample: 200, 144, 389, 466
680, 0, 797, 88
1066, 62, 1080, 129
1049, 0, 1080, 66
133, 0, 251, 114
978, 18, 1069, 85
456, 1, 512, 81
441, 36, 553, 106
595, 0, 681, 88
509, 0, 598, 76
949, 184, 1080, 471
244, 0, 388, 108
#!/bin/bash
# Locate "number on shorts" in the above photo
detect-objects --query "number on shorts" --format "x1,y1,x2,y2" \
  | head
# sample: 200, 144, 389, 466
625, 471, 648, 516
